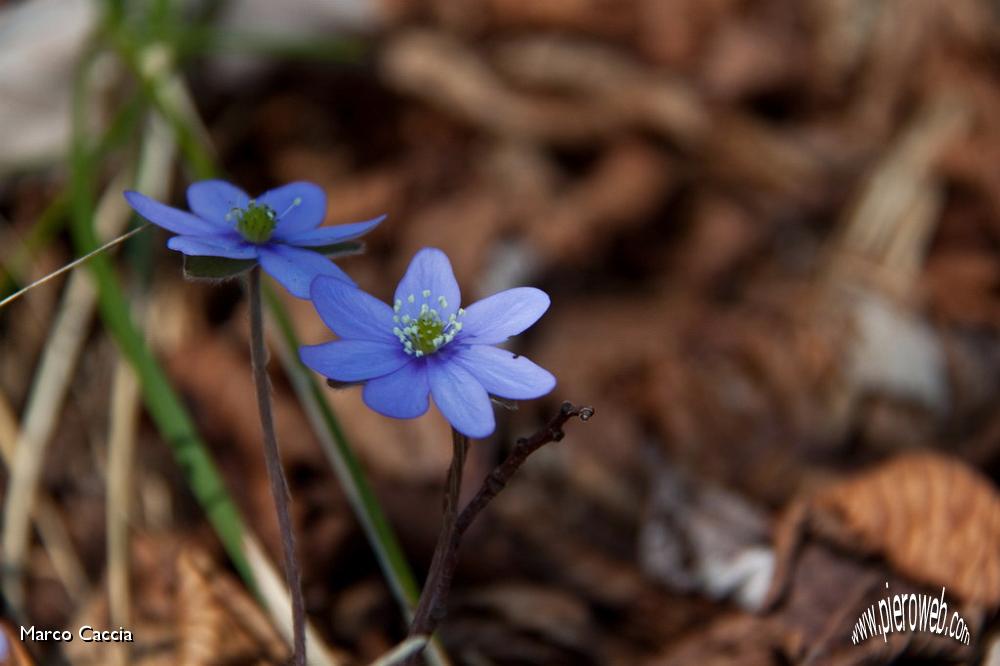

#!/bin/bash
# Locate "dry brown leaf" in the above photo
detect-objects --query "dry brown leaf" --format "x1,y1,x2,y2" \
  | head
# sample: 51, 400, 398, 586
701, 17, 804, 101
776, 545, 978, 664
381, 31, 621, 145
526, 139, 673, 263
772, 452, 1000, 608
924, 250, 1000, 328
635, 0, 734, 68
643, 613, 781, 666
486, 0, 636, 37
176, 547, 289, 666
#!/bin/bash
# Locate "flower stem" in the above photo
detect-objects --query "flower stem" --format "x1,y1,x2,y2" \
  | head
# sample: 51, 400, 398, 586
405, 403, 593, 662
247, 266, 306, 665
407, 428, 469, 640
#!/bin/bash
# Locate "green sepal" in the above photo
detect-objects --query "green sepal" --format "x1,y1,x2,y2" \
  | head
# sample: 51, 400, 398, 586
181, 241, 364, 281
313, 240, 365, 257
491, 396, 519, 411
183, 254, 257, 280
327, 377, 362, 390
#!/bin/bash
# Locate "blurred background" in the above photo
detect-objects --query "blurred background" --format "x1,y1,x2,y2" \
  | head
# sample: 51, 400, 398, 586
1, 0, 1000, 664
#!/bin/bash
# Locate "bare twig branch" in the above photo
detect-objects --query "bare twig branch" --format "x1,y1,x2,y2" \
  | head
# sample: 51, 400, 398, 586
405, 402, 593, 661
455, 402, 594, 539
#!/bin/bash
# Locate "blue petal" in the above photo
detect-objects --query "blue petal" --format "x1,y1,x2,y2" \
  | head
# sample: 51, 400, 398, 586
281, 215, 386, 246
428, 356, 495, 438
258, 182, 327, 236
186, 180, 249, 223
258, 244, 354, 299
309, 276, 396, 342
166, 234, 258, 259
363, 360, 430, 419
300, 340, 411, 382
459, 287, 550, 345
394, 248, 461, 321
452, 345, 556, 399
125, 190, 224, 235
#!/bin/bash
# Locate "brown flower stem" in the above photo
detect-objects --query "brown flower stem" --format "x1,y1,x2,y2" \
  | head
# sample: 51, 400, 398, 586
405, 402, 594, 662
408, 428, 469, 640
247, 266, 306, 666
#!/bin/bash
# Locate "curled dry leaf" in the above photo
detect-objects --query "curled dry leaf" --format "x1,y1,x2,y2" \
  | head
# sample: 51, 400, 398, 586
176, 547, 290, 666
769, 452, 1000, 608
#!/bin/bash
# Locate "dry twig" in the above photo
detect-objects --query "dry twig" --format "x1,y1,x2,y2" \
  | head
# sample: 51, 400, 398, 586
405, 402, 594, 661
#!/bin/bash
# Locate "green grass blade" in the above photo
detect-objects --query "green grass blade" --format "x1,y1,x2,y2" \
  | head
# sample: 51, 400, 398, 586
68, 48, 253, 586
113, 37, 218, 179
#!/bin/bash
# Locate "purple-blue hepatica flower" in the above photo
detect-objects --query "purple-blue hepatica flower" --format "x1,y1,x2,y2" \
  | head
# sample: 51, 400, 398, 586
300, 248, 556, 438
124, 180, 384, 298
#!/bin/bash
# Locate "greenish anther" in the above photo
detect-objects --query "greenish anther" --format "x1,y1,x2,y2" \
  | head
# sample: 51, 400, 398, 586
392, 292, 465, 357
234, 202, 277, 243
413, 315, 446, 354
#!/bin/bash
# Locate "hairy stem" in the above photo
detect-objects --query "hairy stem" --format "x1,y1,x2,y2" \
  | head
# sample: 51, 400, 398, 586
406, 402, 593, 662
247, 267, 306, 665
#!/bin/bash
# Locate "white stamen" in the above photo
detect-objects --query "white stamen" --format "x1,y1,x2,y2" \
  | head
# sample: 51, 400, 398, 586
390, 288, 465, 356
277, 196, 302, 218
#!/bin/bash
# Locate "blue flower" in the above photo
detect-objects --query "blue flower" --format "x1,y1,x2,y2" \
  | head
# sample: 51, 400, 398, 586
123, 180, 384, 297
300, 248, 556, 438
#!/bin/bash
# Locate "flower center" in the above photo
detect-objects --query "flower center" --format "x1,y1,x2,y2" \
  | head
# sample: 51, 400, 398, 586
392, 291, 465, 357
231, 201, 278, 243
